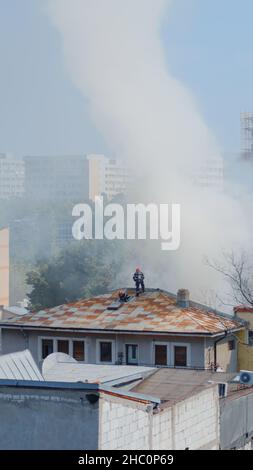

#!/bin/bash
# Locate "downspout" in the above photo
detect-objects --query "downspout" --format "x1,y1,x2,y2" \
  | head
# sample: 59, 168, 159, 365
20, 328, 29, 349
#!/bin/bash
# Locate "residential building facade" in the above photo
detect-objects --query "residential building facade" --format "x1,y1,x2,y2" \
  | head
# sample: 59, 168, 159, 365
0, 289, 244, 372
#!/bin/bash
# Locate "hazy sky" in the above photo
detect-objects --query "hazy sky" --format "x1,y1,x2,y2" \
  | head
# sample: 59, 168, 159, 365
0, 0, 252, 158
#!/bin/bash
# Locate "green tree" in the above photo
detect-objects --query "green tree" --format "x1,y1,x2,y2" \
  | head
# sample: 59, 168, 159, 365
26, 239, 128, 311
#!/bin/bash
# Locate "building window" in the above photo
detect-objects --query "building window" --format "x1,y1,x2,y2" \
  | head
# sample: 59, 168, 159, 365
96, 340, 115, 364
73, 341, 85, 361
57, 340, 69, 354
228, 340, 235, 351
249, 331, 253, 345
155, 345, 167, 366
100, 341, 112, 363
126, 344, 138, 365
174, 346, 187, 367
41, 339, 53, 359
40, 337, 87, 362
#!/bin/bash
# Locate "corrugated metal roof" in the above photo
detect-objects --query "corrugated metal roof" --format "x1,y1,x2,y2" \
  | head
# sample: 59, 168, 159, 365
0, 350, 43, 381
42, 352, 155, 384
0, 289, 243, 335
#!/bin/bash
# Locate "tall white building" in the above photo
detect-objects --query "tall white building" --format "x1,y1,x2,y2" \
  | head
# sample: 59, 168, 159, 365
195, 156, 224, 191
0, 154, 25, 199
241, 112, 253, 160
24, 154, 89, 201
88, 154, 131, 201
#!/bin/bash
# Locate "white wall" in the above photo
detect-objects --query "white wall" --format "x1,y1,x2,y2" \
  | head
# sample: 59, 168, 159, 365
100, 385, 219, 450
99, 395, 151, 450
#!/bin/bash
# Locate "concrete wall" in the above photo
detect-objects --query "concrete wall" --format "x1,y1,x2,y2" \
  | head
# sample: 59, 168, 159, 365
100, 386, 219, 450
0, 382, 233, 451
99, 394, 151, 450
0, 386, 99, 450
0, 328, 206, 369
152, 386, 219, 450
220, 391, 253, 449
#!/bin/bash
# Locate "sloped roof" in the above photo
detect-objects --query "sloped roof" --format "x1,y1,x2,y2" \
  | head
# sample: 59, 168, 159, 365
0, 289, 243, 336
42, 352, 155, 384
0, 350, 43, 381
132, 368, 236, 404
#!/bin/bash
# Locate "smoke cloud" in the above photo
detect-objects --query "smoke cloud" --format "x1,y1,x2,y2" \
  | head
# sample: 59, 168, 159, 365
47, 0, 252, 309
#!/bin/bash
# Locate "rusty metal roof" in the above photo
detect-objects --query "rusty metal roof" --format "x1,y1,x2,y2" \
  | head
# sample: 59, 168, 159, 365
0, 289, 243, 335
132, 368, 236, 404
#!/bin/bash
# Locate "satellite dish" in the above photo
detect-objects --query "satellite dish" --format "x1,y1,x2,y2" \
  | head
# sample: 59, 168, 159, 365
42, 352, 76, 376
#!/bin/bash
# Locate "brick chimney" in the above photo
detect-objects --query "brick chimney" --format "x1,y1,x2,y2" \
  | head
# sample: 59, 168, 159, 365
177, 289, 190, 308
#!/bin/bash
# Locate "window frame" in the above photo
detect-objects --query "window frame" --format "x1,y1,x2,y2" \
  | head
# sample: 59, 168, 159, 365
41, 338, 54, 360
248, 330, 253, 345
153, 342, 170, 367
228, 339, 236, 351
96, 339, 115, 364
39, 336, 87, 363
171, 342, 191, 368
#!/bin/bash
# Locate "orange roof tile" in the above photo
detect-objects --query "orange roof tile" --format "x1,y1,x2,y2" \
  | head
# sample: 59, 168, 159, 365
0, 289, 243, 335
1, 289, 243, 336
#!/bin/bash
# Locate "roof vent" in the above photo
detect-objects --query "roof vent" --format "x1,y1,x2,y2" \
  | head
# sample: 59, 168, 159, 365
177, 289, 190, 308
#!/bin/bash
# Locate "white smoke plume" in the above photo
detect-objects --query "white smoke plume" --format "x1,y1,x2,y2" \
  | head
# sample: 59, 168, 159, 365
47, 0, 252, 309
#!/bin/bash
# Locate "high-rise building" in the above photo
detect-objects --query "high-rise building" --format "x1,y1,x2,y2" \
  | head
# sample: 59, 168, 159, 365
88, 154, 131, 201
24, 155, 89, 201
241, 112, 253, 160
194, 156, 224, 191
0, 228, 9, 307
0, 154, 24, 199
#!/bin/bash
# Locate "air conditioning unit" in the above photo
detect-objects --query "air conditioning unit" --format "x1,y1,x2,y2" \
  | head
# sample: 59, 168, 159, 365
239, 370, 253, 385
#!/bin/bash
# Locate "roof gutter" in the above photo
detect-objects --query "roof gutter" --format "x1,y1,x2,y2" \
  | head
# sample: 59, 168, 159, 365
0, 324, 244, 338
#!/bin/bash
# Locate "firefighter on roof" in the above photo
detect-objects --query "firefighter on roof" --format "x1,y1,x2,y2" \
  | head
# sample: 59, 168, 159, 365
133, 267, 145, 294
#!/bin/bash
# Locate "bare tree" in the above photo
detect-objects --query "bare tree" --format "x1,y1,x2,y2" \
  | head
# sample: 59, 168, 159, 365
205, 251, 253, 308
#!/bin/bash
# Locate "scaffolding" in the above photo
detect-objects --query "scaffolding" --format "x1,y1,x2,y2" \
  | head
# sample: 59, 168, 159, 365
240, 112, 253, 160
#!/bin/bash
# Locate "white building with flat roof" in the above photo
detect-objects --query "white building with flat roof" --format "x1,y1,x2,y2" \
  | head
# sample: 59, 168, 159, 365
88, 154, 131, 201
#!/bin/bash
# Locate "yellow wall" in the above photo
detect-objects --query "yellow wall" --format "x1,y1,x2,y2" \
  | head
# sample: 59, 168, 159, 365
235, 311, 253, 329
238, 343, 253, 371
236, 327, 253, 372
0, 227, 9, 307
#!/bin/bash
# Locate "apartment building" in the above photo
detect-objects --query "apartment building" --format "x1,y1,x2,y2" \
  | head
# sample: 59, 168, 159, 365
24, 154, 89, 201
88, 154, 131, 201
0, 154, 24, 199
